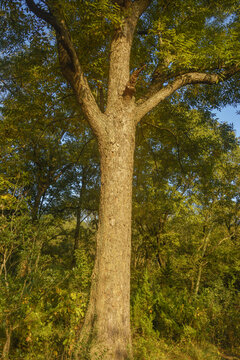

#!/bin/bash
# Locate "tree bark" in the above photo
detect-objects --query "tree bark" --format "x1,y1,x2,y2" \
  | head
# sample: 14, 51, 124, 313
78, 117, 136, 359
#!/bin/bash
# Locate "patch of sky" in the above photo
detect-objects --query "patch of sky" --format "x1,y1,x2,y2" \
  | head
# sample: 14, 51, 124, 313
213, 105, 240, 137
206, 14, 234, 27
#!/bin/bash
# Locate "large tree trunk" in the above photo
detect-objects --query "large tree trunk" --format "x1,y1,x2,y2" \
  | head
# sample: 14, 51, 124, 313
78, 116, 136, 359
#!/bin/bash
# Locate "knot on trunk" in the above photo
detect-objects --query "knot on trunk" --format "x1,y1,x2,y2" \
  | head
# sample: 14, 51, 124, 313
123, 64, 146, 99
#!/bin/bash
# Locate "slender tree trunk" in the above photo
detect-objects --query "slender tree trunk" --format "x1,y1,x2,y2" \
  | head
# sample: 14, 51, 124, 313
31, 189, 43, 221
74, 172, 86, 254
31, 184, 47, 221
78, 117, 136, 359
194, 262, 203, 296
74, 206, 81, 251
74, 171, 87, 251
2, 322, 11, 359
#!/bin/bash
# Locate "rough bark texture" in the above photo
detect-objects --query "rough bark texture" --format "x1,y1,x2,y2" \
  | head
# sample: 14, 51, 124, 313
78, 111, 136, 359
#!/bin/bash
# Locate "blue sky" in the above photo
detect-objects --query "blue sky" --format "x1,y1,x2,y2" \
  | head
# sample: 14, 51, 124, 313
214, 105, 240, 137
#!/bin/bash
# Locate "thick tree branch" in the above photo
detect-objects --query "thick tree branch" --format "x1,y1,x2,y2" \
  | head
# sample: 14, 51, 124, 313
106, 0, 151, 111
26, 0, 60, 31
26, 0, 106, 139
132, 0, 152, 16
135, 66, 240, 122
112, 0, 132, 8
112, 0, 151, 12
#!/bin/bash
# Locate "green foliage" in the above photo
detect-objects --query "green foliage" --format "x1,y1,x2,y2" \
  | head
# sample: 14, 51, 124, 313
131, 103, 240, 358
0, 174, 94, 359
132, 270, 156, 337
0, 220, 93, 359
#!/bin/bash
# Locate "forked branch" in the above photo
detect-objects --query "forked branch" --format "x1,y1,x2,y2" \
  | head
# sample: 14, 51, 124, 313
135, 66, 240, 122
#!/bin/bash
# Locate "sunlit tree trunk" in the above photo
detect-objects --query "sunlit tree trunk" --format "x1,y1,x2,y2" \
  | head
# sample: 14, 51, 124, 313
79, 117, 136, 359
2, 320, 11, 360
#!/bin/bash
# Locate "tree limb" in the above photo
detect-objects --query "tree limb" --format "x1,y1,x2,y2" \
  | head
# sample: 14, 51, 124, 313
25, 0, 106, 139
112, 0, 152, 13
133, 0, 152, 16
219, 353, 240, 360
135, 66, 240, 122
